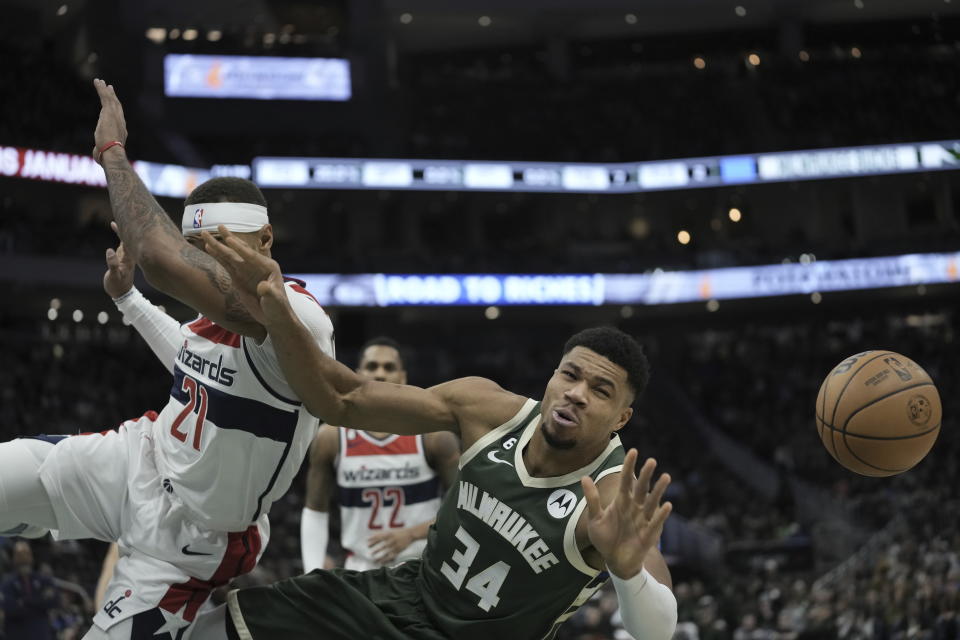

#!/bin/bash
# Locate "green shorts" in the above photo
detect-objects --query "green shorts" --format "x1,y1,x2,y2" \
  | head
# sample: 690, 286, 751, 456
226, 561, 449, 640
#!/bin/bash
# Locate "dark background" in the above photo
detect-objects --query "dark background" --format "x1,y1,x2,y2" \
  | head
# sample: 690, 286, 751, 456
0, 0, 958, 638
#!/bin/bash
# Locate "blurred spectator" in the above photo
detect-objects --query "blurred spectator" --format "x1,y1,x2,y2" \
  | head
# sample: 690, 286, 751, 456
0, 541, 57, 640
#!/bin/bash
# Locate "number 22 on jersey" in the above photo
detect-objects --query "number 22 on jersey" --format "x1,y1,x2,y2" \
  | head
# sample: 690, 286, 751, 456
170, 375, 208, 451
362, 487, 405, 529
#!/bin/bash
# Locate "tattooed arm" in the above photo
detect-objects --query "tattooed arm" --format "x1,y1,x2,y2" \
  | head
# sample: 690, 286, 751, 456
93, 79, 265, 340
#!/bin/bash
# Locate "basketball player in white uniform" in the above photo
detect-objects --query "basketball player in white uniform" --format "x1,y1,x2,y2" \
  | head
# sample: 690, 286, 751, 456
0, 80, 334, 639
301, 338, 460, 572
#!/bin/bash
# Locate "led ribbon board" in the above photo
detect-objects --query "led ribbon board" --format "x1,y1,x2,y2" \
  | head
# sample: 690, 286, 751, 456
289, 252, 960, 307
253, 140, 960, 192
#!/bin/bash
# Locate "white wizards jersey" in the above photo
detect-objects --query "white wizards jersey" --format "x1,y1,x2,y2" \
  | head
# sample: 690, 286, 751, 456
337, 429, 442, 570
153, 279, 334, 532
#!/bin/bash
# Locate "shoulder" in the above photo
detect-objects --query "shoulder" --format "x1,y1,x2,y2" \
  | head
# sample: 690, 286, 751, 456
308, 423, 340, 465
428, 376, 517, 406
428, 377, 529, 449
283, 281, 333, 336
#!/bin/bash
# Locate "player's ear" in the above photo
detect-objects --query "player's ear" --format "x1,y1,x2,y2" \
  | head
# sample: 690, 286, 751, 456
612, 407, 633, 433
259, 224, 274, 252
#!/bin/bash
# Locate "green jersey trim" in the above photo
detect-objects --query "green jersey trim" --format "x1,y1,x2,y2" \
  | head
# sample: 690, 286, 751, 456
562, 463, 624, 576
459, 398, 538, 469
538, 575, 610, 640
226, 590, 254, 640
513, 416, 624, 489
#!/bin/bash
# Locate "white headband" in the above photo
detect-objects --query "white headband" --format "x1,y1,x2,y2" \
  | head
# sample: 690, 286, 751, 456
181, 202, 269, 236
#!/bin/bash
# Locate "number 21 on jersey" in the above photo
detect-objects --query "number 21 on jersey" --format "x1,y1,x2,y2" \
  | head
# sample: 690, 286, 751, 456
170, 374, 208, 451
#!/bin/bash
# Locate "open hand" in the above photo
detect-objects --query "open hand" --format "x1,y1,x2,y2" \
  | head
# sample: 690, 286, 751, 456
103, 222, 135, 298
201, 226, 288, 326
368, 528, 415, 565
581, 450, 672, 580
92, 79, 127, 160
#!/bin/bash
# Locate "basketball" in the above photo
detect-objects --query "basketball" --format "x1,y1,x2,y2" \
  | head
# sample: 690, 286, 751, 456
816, 351, 942, 477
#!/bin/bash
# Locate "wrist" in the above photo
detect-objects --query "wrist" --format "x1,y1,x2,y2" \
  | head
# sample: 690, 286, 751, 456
110, 285, 137, 303
609, 566, 648, 588
112, 286, 142, 308
98, 143, 127, 166
606, 562, 643, 581
264, 298, 297, 328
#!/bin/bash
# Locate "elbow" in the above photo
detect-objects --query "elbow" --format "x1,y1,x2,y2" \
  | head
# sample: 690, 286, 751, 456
326, 383, 367, 427
303, 393, 348, 426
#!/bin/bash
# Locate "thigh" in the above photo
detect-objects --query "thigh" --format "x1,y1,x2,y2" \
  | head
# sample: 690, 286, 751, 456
38, 426, 133, 541
227, 563, 446, 640
0, 437, 59, 532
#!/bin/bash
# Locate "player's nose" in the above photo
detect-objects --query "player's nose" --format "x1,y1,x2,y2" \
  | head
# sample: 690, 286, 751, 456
563, 382, 588, 405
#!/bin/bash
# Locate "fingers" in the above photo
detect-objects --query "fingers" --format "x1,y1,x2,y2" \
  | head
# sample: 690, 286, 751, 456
94, 78, 120, 107
93, 78, 110, 103
200, 230, 243, 266
634, 457, 656, 501
110, 221, 120, 237
581, 476, 601, 521
368, 537, 398, 563
117, 242, 132, 265
105, 247, 119, 268
217, 225, 261, 260
619, 449, 638, 498
642, 502, 673, 548
644, 473, 671, 522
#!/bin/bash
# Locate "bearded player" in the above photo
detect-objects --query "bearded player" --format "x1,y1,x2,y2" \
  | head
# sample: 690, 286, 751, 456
204, 230, 678, 640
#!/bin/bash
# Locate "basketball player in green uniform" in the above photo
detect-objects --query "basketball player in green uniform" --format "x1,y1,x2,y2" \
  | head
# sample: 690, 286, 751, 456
203, 228, 678, 640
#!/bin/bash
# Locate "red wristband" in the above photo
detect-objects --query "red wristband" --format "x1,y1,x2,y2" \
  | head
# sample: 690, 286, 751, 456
96, 140, 125, 163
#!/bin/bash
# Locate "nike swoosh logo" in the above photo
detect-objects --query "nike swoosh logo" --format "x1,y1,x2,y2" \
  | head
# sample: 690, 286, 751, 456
487, 450, 513, 467
181, 545, 213, 556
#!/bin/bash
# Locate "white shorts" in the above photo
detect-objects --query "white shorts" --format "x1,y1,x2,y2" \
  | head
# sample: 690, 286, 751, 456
37, 414, 269, 636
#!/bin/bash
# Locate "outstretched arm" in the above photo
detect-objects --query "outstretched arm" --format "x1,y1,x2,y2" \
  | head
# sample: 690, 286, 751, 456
201, 226, 523, 441
92, 79, 265, 341
581, 451, 676, 640
104, 222, 181, 374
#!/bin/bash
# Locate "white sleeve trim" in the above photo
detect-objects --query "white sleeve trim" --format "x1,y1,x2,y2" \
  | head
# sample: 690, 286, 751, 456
300, 508, 330, 573
610, 567, 678, 640
113, 287, 181, 375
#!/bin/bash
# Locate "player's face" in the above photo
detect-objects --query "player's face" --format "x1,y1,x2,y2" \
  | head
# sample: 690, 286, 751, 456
357, 346, 407, 384
540, 347, 633, 451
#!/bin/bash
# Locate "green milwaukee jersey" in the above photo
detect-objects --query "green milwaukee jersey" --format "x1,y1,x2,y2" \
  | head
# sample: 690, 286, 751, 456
419, 398, 626, 640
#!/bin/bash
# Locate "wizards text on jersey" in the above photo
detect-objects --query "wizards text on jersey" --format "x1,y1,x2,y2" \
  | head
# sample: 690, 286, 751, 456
342, 463, 421, 483
177, 341, 236, 386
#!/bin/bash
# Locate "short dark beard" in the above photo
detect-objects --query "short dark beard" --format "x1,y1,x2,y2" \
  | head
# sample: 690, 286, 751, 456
541, 423, 576, 450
